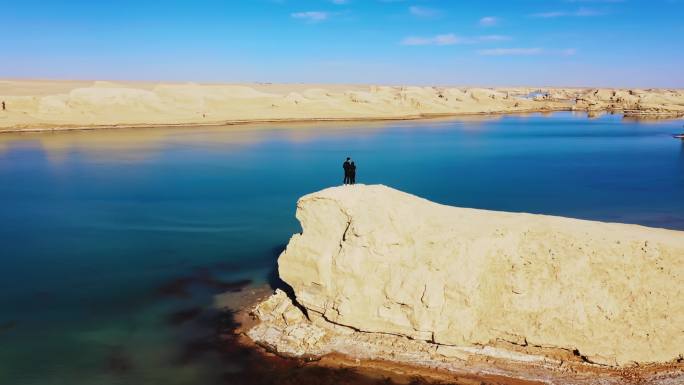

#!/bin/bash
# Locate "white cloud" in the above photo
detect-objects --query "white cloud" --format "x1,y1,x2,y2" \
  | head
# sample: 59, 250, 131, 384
530, 7, 603, 18
401, 34, 512, 46
479, 16, 499, 27
477, 47, 579, 56
531, 11, 566, 18
478, 35, 511, 42
401, 34, 463, 46
478, 48, 543, 56
575, 7, 603, 15
409, 6, 441, 18
291, 11, 330, 22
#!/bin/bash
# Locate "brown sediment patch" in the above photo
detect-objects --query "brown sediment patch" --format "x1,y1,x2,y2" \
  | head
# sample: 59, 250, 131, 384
315, 354, 549, 385
104, 346, 133, 375
166, 307, 204, 326
315, 351, 684, 385
155, 271, 252, 299
156, 277, 195, 298
197, 275, 252, 293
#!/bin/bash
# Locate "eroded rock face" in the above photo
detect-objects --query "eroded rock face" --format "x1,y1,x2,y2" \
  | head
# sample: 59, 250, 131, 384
277, 185, 684, 366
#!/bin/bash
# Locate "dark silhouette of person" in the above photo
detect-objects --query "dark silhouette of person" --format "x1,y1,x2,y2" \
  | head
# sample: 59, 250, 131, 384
1, 101, 5, 111
350, 161, 357, 184
343, 157, 351, 184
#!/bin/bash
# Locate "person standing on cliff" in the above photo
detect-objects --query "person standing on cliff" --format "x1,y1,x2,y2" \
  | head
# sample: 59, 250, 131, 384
350, 161, 357, 185
343, 157, 351, 185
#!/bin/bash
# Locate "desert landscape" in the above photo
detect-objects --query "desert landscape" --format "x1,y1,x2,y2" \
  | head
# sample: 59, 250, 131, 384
3, 1, 684, 385
1, 80, 683, 132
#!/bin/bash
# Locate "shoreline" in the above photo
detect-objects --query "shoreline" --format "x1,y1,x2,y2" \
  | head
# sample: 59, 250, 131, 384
232, 289, 549, 385
235, 289, 684, 385
2, 107, 682, 135
0, 107, 574, 135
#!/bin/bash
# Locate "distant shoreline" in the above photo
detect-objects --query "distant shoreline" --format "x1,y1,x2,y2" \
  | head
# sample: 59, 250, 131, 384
0, 107, 575, 134
3, 107, 682, 135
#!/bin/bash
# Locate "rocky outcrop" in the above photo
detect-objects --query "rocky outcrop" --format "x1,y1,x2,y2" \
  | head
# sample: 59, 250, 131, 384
570, 88, 684, 117
251, 185, 684, 372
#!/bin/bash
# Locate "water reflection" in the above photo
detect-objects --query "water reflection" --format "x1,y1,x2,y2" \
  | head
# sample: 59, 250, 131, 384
0, 121, 400, 165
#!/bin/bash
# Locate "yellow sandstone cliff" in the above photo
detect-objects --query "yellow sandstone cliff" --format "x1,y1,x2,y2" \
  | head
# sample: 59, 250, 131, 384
248, 185, 684, 384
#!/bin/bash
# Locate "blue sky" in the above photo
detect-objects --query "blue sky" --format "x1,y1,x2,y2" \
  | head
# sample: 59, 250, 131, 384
1, 0, 683, 87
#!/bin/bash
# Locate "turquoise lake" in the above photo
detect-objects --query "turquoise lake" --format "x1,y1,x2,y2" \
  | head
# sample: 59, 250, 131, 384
0, 112, 683, 385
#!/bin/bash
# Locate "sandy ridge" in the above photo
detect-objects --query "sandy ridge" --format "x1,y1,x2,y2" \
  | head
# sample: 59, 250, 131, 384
1, 80, 682, 132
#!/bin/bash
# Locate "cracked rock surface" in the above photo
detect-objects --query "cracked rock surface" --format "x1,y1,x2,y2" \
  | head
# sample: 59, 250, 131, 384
251, 185, 684, 373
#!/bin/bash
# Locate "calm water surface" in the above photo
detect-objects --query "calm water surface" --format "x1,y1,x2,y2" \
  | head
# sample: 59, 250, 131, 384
0, 112, 683, 385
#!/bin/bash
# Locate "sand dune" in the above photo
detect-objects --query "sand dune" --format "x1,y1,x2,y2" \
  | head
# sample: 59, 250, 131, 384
0, 80, 683, 132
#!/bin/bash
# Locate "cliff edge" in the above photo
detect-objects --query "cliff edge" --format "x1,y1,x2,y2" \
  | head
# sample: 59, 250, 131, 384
248, 185, 684, 383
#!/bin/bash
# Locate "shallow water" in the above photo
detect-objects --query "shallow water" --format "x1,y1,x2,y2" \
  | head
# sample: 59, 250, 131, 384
0, 112, 683, 385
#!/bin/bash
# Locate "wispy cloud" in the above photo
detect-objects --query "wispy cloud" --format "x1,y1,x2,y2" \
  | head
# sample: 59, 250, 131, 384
531, 11, 566, 18
291, 11, 330, 22
409, 6, 442, 18
401, 34, 512, 46
478, 47, 579, 56
479, 16, 499, 27
401, 34, 462, 46
477, 35, 511, 42
530, 7, 603, 18
560, 48, 578, 56
478, 48, 543, 56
